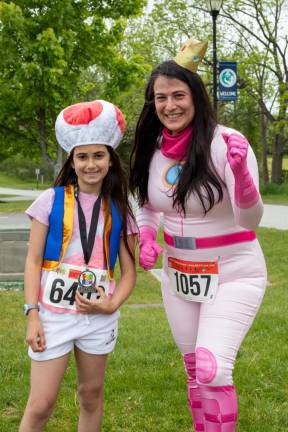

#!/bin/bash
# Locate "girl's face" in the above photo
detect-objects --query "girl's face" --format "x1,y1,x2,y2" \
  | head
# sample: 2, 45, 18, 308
154, 76, 195, 135
72, 144, 111, 194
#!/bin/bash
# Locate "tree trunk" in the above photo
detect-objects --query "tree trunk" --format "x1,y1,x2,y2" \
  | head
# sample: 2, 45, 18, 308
54, 146, 64, 179
38, 107, 54, 170
271, 134, 284, 183
260, 110, 269, 184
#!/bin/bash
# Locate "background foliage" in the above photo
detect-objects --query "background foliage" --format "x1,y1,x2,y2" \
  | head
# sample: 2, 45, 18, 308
0, 0, 287, 183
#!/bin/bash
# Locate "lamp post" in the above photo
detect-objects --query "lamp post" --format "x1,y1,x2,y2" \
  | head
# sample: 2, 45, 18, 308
207, 0, 223, 113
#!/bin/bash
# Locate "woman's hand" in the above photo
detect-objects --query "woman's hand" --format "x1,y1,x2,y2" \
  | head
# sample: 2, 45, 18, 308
26, 313, 46, 352
222, 132, 249, 177
139, 241, 162, 270
75, 287, 115, 315
139, 227, 162, 270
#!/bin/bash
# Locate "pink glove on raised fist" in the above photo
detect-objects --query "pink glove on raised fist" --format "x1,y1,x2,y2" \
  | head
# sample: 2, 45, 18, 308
222, 132, 259, 208
139, 227, 162, 271
222, 132, 249, 178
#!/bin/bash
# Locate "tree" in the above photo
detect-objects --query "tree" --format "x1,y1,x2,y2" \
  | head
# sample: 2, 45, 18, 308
0, 0, 147, 173
124, 0, 288, 183
219, 0, 288, 183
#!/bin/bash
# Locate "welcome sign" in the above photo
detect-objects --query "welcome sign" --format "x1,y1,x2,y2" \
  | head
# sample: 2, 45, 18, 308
219, 61, 238, 101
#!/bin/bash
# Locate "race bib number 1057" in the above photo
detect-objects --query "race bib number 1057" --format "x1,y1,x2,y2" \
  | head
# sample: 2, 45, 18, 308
168, 257, 219, 303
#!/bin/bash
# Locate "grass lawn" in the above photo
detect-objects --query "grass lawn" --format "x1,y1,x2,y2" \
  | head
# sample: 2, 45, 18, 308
0, 200, 33, 213
262, 195, 288, 205
0, 172, 50, 190
260, 181, 288, 205
0, 228, 287, 431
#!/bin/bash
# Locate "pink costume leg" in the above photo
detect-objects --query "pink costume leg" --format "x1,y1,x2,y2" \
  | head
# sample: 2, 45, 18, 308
200, 385, 237, 432
183, 353, 204, 431
194, 275, 266, 432
161, 270, 201, 429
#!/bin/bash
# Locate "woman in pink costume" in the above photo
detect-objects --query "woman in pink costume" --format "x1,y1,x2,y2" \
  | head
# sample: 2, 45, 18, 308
129, 38, 267, 431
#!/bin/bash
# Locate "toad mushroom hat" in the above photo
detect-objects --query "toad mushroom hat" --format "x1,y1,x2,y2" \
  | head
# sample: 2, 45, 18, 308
55, 99, 126, 152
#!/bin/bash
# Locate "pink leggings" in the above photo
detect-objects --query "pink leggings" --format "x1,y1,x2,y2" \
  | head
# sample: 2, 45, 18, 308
161, 268, 266, 430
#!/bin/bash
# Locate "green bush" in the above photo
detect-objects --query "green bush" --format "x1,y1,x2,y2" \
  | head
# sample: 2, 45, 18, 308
260, 182, 288, 195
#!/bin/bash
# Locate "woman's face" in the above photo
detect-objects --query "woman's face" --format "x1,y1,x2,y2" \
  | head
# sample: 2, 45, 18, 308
72, 144, 111, 194
154, 76, 195, 135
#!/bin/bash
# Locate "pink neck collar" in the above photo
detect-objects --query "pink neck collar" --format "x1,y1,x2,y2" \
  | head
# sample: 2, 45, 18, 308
160, 126, 193, 161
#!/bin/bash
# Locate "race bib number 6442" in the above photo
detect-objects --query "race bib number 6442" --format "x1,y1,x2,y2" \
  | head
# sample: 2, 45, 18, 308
168, 257, 219, 303
43, 263, 109, 312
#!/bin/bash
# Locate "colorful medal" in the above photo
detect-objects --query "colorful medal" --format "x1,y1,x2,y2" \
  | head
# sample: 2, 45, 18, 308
78, 269, 97, 294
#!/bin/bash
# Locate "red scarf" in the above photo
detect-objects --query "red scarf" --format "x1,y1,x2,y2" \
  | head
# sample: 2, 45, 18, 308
160, 126, 193, 161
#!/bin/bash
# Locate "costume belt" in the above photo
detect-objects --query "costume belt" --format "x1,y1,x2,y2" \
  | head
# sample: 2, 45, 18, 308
163, 230, 256, 250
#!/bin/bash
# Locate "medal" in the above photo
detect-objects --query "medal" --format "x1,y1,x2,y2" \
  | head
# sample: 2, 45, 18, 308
78, 269, 97, 294
74, 185, 101, 264
74, 186, 103, 295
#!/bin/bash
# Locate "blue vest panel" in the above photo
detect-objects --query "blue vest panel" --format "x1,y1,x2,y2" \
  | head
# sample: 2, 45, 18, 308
43, 187, 64, 261
43, 187, 123, 269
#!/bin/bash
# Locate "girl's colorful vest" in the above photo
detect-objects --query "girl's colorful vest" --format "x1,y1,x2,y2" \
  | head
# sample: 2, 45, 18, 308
42, 185, 122, 279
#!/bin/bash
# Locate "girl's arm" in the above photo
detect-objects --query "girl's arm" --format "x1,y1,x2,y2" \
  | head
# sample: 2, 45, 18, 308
24, 219, 48, 352
75, 234, 136, 314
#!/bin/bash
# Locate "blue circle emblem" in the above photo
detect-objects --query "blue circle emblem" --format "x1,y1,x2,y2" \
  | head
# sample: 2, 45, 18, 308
219, 68, 237, 88
165, 164, 182, 186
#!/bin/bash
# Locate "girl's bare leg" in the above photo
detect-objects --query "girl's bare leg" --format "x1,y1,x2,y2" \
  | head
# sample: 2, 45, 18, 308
19, 354, 70, 432
75, 347, 108, 432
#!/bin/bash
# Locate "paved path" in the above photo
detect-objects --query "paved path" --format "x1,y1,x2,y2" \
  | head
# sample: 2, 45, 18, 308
0, 187, 286, 285
1, 186, 288, 230
0, 187, 41, 200
0, 187, 287, 230
259, 204, 288, 230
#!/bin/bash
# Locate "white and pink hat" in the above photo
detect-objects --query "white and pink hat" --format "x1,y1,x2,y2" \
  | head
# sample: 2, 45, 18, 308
55, 99, 126, 153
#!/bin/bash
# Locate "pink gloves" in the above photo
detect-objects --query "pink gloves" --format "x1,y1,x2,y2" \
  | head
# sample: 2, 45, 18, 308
222, 132, 249, 178
222, 132, 259, 208
139, 226, 162, 270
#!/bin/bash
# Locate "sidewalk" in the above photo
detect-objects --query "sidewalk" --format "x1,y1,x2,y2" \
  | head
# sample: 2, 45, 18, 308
0, 185, 288, 230
259, 204, 288, 230
0, 187, 41, 201
0, 187, 287, 283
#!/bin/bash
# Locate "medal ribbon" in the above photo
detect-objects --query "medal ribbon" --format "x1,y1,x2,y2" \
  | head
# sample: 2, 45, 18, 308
75, 190, 101, 265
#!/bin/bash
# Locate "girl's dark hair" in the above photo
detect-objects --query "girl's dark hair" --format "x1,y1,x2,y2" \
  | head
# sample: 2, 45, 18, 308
54, 147, 135, 261
129, 60, 224, 214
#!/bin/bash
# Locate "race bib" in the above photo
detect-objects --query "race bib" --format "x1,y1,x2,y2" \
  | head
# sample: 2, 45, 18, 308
43, 263, 109, 311
168, 257, 219, 303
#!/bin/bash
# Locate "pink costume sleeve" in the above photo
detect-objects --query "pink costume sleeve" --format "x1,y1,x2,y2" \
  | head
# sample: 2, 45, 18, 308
224, 145, 264, 230
136, 202, 161, 234
25, 188, 55, 226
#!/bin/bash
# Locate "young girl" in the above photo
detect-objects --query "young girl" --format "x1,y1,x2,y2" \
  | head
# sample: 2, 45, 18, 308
20, 100, 137, 432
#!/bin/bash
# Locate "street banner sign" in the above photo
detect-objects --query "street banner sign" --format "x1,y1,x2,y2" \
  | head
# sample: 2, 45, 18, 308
219, 62, 238, 101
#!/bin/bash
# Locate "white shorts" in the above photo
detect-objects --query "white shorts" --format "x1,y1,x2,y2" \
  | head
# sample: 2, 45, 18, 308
29, 305, 120, 361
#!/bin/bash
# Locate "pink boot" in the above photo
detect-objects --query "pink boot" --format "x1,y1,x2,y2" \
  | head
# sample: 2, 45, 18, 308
183, 353, 205, 431
200, 385, 238, 432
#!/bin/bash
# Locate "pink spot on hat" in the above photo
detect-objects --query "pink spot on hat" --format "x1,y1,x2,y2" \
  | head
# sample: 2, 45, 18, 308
115, 105, 126, 133
63, 101, 103, 125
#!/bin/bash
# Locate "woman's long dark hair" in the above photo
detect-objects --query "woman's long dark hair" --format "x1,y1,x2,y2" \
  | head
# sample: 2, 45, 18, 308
54, 147, 135, 261
129, 60, 224, 214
